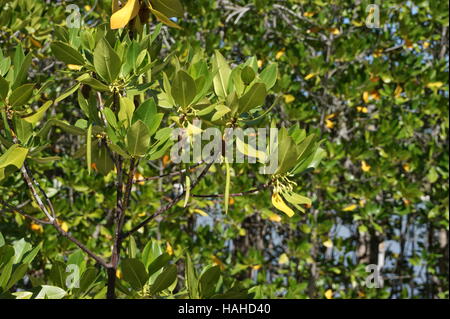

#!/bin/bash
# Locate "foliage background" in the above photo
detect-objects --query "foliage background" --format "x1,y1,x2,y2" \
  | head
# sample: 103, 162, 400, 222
0, 0, 448, 299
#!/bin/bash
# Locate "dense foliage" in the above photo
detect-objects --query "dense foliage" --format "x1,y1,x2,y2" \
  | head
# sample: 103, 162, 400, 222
0, 0, 448, 299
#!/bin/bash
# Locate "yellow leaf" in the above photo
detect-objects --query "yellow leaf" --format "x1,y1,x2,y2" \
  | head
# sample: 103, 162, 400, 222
272, 193, 294, 217
323, 239, 333, 248
275, 49, 285, 60
193, 208, 208, 217
29, 37, 42, 48
133, 172, 145, 185
110, 0, 140, 30
67, 64, 82, 71
359, 199, 366, 207
162, 154, 171, 168
61, 222, 69, 233
352, 20, 364, 27
373, 49, 383, 58
423, 41, 430, 49
269, 213, 282, 222
394, 85, 403, 98
257, 59, 264, 68
283, 94, 295, 104
403, 163, 410, 172
30, 223, 43, 233
363, 91, 369, 103
342, 204, 357, 212
212, 255, 225, 270
303, 12, 315, 17
84, 5, 92, 11
370, 90, 380, 100
166, 242, 173, 255
356, 106, 368, 113
305, 73, 316, 80
361, 160, 371, 172
278, 253, 289, 265
116, 269, 122, 279
404, 39, 413, 49
328, 27, 340, 35
426, 82, 443, 89
325, 119, 335, 129
325, 289, 333, 299
252, 264, 262, 270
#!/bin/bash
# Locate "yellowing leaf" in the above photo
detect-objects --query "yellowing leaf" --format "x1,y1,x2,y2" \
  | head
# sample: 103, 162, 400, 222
275, 49, 285, 60
363, 91, 369, 103
283, 94, 295, 104
356, 106, 368, 113
373, 49, 383, 58
252, 265, 262, 270
328, 27, 340, 35
278, 253, 289, 265
361, 160, 371, 172
212, 255, 225, 270
342, 204, 357, 212
110, 0, 140, 30
303, 12, 315, 17
166, 242, 173, 255
272, 192, 294, 217
370, 90, 380, 100
394, 85, 403, 98
268, 213, 282, 222
423, 41, 430, 48
116, 269, 122, 279
426, 82, 443, 89
257, 59, 263, 68
193, 208, 208, 217
403, 163, 411, 172
325, 119, 335, 129
323, 239, 333, 248
61, 222, 69, 233
133, 172, 145, 185
325, 289, 333, 299
67, 64, 82, 71
30, 223, 43, 233
305, 73, 316, 80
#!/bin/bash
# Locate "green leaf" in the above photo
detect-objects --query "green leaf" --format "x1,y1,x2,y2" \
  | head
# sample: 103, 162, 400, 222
241, 66, 256, 85
238, 82, 267, 114
13, 116, 33, 144
5, 263, 29, 291
77, 267, 98, 296
93, 38, 121, 83
86, 124, 92, 174
199, 266, 221, 298
142, 240, 162, 269
12, 53, 32, 90
147, 253, 171, 277
224, 159, 231, 214
259, 63, 278, 89
50, 42, 85, 65
127, 120, 150, 156
23, 101, 53, 124
150, 264, 177, 295
0, 145, 28, 171
172, 70, 196, 108
0, 259, 13, 289
35, 285, 66, 299
8, 84, 34, 108
151, 0, 184, 17
118, 96, 135, 128
103, 108, 118, 129
213, 51, 231, 99
183, 175, 191, 207
185, 254, 199, 299
22, 242, 42, 264
49, 261, 67, 288
0, 75, 9, 101
275, 127, 300, 175
76, 74, 110, 91
55, 83, 81, 104
121, 258, 149, 290
128, 236, 137, 259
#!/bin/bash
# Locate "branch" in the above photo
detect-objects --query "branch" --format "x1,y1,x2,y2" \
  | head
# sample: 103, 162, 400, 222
122, 159, 216, 239
0, 199, 52, 225
192, 183, 270, 198
132, 161, 204, 184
